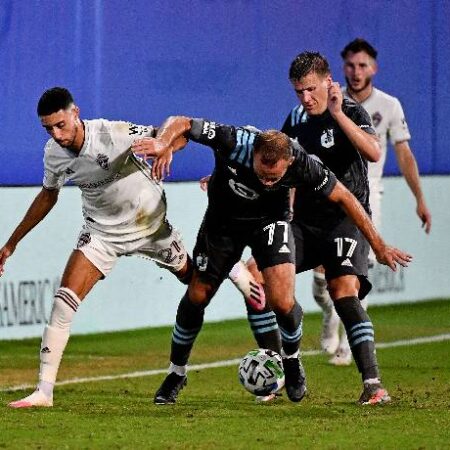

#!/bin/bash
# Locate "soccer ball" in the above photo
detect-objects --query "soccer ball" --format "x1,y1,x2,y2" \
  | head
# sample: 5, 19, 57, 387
238, 348, 285, 396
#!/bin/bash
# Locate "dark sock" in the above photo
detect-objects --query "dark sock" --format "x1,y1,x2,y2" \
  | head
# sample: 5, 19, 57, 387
275, 301, 303, 356
334, 296, 379, 381
170, 292, 205, 366
246, 302, 282, 354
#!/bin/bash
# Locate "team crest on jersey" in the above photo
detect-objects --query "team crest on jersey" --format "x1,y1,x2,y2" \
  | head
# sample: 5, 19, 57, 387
202, 121, 216, 139
96, 153, 110, 170
320, 129, 335, 148
196, 253, 208, 271
77, 232, 91, 248
229, 179, 259, 200
372, 112, 382, 127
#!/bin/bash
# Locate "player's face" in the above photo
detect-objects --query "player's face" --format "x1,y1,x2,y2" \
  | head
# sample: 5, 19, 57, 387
292, 72, 331, 115
253, 154, 293, 188
40, 106, 81, 149
343, 51, 377, 93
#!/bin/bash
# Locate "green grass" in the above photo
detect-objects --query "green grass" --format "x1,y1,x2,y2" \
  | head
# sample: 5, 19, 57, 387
0, 299, 449, 449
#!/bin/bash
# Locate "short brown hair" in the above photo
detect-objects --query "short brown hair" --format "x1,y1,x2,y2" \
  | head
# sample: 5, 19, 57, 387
254, 130, 292, 165
341, 38, 378, 60
289, 51, 330, 81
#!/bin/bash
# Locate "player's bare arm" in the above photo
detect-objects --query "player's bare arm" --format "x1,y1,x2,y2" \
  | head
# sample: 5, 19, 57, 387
327, 181, 412, 270
328, 82, 381, 162
0, 187, 59, 276
132, 116, 191, 179
394, 140, 432, 233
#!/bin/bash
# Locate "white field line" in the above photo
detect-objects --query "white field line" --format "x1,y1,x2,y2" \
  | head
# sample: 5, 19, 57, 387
2, 333, 450, 393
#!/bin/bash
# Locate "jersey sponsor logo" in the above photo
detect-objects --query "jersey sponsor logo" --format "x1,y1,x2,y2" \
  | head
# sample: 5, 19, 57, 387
371, 112, 382, 127
78, 173, 121, 189
128, 123, 151, 136
202, 121, 216, 139
278, 244, 291, 254
77, 232, 91, 249
228, 179, 259, 200
314, 170, 329, 192
320, 129, 335, 148
196, 253, 208, 271
341, 258, 353, 267
96, 153, 110, 170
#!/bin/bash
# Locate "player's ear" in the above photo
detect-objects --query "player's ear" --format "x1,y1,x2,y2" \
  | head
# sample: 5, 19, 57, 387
326, 74, 333, 88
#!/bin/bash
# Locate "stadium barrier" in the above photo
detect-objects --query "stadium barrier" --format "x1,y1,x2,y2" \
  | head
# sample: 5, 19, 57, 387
0, 176, 448, 339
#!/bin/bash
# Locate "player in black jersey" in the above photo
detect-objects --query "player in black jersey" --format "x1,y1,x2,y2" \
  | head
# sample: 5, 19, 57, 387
132, 117, 411, 405
280, 51, 390, 403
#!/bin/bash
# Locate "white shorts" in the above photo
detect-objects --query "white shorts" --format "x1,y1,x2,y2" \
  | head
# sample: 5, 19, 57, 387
74, 220, 188, 276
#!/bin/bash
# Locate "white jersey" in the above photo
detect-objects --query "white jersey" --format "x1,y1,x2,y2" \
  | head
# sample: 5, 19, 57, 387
43, 119, 167, 241
343, 87, 411, 193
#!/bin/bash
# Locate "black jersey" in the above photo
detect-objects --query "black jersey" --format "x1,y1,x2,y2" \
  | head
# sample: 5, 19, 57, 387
282, 98, 375, 230
189, 118, 336, 226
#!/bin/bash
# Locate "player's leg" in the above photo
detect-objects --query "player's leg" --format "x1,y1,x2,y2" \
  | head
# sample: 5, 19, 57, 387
313, 266, 340, 355
229, 256, 281, 355
324, 219, 390, 404
154, 219, 242, 404
9, 244, 105, 408
228, 259, 266, 311
253, 220, 306, 403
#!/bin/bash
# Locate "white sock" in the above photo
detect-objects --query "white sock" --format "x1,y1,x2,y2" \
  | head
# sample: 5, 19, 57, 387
38, 287, 80, 392
169, 362, 187, 376
312, 272, 334, 312
363, 377, 381, 385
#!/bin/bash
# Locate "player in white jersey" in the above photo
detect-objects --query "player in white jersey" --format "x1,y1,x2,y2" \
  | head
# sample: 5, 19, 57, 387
314, 39, 432, 365
0, 87, 193, 408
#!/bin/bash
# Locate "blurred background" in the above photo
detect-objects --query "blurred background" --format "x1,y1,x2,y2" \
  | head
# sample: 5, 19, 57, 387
1, 0, 449, 338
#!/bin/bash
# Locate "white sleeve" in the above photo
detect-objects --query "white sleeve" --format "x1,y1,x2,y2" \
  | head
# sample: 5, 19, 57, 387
42, 142, 66, 189
388, 98, 411, 144
111, 121, 156, 150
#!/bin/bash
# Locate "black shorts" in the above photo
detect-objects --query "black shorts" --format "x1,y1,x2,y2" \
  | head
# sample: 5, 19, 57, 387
193, 215, 295, 288
293, 216, 371, 299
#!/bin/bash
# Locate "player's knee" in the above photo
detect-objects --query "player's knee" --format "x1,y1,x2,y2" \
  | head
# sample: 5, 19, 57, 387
188, 278, 216, 305
268, 295, 295, 315
328, 283, 358, 301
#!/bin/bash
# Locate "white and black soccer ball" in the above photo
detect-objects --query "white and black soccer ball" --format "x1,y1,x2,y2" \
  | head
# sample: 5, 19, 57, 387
238, 348, 285, 396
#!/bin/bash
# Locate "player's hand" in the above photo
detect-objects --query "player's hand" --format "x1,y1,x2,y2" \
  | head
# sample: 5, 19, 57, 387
152, 150, 173, 181
327, 82, 343, 116
131, 137, 169, 161
199, 175, 211, 192
417, 200, 432, 234
375, 245, 412, 271
0, 245, 13, 277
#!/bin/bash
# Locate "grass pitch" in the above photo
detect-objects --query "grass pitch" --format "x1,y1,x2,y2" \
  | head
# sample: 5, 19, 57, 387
1, 299, 449, 449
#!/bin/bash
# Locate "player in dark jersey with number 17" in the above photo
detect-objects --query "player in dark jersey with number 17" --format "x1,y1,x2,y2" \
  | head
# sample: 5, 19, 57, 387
282, 51, 390, 403
132, 114, 411, 405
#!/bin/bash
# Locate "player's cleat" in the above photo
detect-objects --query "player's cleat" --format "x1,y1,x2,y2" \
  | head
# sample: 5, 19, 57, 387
255, 392, 282, 403
283, 357, 307, 403
154, 372, 187, 405
329, 344, 352, 366
229, 261, 266, 311
358, 382, 391, 405
320, 307, 340, 354
8, 389, 53, 408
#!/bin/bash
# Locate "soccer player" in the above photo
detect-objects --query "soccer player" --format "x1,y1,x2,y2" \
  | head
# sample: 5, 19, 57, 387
131, 116, 411, 405
246, 50, 395, 404
314, 39, 432, 366
0, 87, 193, 408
